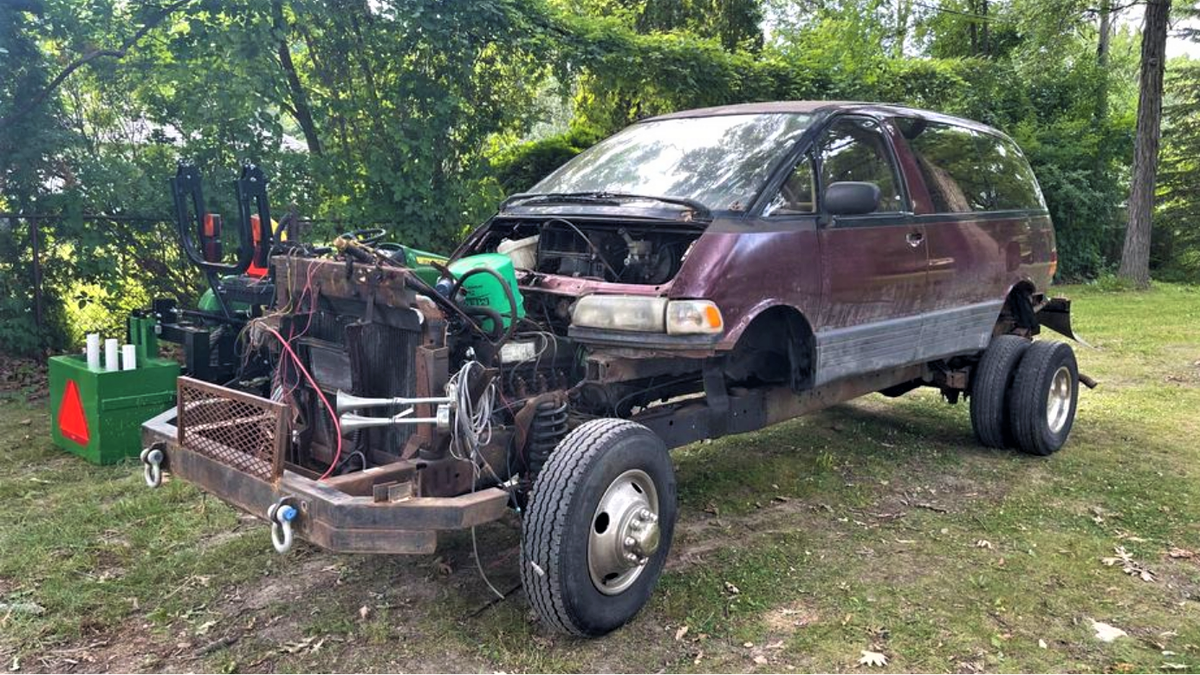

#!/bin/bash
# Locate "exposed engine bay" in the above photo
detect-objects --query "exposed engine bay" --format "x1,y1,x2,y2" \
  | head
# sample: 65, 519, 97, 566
468, 216, 701, 286
200, 212, 708, 503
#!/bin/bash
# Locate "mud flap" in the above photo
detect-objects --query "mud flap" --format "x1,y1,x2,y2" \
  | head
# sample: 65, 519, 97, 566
1036, 297, 1091, 348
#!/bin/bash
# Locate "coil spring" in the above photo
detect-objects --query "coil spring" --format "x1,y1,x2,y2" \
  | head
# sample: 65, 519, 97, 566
527, 399, 569, 478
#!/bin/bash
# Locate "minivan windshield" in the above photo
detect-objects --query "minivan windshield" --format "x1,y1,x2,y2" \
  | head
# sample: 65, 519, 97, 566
529, 113, 815, 211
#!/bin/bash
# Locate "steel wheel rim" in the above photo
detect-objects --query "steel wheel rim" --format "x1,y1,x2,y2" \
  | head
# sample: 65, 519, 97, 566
587, 469, 660, 596
1046, 365, 1073, 434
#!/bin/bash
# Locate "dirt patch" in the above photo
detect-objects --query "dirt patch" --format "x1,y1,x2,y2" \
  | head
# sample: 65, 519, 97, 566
763, 600, 819, 633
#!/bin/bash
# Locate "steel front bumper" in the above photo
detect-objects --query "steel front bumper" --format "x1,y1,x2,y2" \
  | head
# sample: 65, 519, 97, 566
140, 406, 508, 554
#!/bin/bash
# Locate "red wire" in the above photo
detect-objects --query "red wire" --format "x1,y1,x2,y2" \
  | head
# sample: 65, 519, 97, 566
261, 323, 343, 481
276, 263, 318, 406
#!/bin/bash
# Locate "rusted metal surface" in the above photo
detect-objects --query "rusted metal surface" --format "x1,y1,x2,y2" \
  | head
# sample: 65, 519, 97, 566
143, 408, 510, 555
274, 257, 414, 311
177, 377, 289, 482
634, 364, 926, 450
320, 461, 419, 497
585, 351, 707, 383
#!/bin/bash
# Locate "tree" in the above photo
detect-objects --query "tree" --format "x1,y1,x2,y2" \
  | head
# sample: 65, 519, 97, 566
1119, 0, 1172, 288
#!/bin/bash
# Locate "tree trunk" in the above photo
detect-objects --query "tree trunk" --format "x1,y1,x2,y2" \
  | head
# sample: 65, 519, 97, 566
1093, 0, 1115, 176
1097, 0, 1112, 66
893, 0, 910, 58
272, 0, 322, 156
1095, 0, 1113, 122
1119, 0, 1171, 288
969, 1, 979, 55
980, 0, 990, 57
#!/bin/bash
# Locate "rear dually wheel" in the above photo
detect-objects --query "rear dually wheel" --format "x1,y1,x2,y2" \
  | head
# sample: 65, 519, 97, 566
1008, 341, 1079, 456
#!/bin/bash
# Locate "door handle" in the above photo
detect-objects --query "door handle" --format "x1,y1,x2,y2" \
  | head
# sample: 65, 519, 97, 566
906, 231, 924, 247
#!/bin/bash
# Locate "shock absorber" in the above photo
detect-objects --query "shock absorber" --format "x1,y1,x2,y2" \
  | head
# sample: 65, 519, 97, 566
526, 398, 569, 479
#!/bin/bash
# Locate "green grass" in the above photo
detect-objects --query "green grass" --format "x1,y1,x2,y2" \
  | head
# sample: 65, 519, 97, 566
2, 283, 1199, 672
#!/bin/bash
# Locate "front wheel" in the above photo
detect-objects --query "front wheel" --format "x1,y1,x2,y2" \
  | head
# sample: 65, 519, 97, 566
520, 419, 677, 636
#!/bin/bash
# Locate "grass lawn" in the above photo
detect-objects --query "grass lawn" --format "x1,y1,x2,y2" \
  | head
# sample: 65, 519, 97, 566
1, 283, 1198, 673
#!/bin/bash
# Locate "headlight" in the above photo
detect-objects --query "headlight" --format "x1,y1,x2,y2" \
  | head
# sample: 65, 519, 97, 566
666, 299, 724, 335
571, 296, 723, 336
571, 296, 667, 332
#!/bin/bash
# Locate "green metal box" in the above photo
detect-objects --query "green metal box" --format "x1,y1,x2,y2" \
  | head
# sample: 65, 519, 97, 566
48, 354, 180, 465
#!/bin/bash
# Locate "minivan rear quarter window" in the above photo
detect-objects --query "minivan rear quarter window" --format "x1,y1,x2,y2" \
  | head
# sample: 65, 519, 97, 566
976, 135, 1046, 211
898, 119, 989, 213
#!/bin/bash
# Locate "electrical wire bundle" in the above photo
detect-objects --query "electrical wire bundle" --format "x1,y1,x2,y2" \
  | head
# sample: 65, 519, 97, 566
445, 359, 508, 600
447, 360, 497, 466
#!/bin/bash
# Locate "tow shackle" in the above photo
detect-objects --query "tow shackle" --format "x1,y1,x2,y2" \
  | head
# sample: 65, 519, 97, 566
140, 444, 165, 488
267, 498, 299, 554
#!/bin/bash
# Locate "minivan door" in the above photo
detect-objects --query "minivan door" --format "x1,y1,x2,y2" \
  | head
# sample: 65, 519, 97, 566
894, 118, 1035, 363
810, 116, 929, 386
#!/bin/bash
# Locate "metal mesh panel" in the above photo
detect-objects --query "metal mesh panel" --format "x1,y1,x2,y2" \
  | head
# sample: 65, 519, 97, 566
176, 377, 288, 482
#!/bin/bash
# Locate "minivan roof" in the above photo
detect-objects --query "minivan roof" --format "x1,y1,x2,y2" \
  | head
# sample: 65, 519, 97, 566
644, 101, 1005, 138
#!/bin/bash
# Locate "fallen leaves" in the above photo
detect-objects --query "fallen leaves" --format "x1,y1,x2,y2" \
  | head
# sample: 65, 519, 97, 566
858, 650, 888, 667
1091, 619, 1128, 643
1168, 547, 1195, 560
1101, 546, 1155, 582
674, 625, 689, 641
975, 539, 994, 550
280, 635, 327, 654
724, 581, 741, 595
278, 634, 340, 653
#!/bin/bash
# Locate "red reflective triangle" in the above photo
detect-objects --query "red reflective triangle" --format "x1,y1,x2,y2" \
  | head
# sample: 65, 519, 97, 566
58, 379, 90, 445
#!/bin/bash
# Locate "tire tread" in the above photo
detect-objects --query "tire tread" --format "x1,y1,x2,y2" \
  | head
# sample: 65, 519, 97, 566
1008, 341, 1077, 455
520, 418, 645, 636
970, 335, 1031, 448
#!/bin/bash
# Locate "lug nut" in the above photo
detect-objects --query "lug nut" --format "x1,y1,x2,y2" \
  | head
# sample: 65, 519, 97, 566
639, 508, 651, 520
625, 552, 638, 562
624, 536, 636, 548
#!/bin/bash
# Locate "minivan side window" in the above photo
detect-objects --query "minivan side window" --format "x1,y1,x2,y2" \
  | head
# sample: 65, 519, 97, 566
816, 117, 904, 213
899, 119, 989, 213
976, 135, 1046, 211
764, 157, 816, 216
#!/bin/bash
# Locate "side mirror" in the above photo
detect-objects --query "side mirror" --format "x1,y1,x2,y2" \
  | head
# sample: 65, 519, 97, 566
824, 181, 881, 216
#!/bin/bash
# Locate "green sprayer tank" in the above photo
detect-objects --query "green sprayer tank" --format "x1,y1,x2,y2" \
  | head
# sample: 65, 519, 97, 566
448, 253, 524, 332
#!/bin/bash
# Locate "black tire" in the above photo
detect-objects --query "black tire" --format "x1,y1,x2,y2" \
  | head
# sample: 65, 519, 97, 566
1008, 341, 1079, 456
969, 335, 1032, 448
520, 418, 677, 637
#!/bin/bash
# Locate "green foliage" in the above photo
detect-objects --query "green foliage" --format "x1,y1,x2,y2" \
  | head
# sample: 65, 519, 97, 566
1156, 58, 1200, 283
0, 0, 1188, 353
490, 127, 603, 194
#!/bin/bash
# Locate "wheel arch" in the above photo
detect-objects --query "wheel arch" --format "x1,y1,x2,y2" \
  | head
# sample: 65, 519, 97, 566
995, 279, 1041, 336
723, 303, 816, 391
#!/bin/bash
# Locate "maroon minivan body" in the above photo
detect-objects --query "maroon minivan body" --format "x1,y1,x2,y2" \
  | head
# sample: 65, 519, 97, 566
466, 101, 1057, 389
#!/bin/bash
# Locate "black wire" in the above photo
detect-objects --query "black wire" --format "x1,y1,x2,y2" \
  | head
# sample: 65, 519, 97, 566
446, 266, 520, 348
612, 375, 701, 415
544, 216, 621, 280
